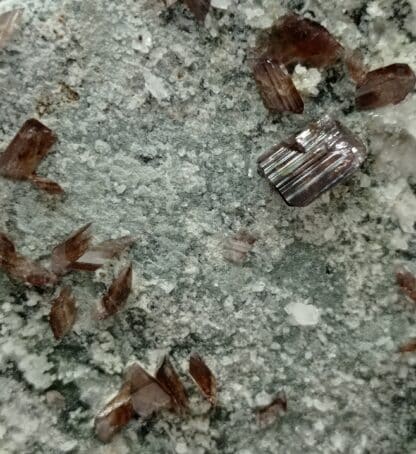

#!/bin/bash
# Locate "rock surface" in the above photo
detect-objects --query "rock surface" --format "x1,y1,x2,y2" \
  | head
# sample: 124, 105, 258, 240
0, 0, 416, 453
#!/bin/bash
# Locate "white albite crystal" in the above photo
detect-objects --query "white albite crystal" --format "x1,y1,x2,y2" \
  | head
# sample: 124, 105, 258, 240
285, 302, 321, 326
292, 65, 322, 97
142, 69, 170, 101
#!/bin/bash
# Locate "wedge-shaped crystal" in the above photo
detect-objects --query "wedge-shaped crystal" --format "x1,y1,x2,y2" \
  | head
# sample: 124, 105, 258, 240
49, 287, 77, 340
0, 9, 22, 49
189, 352, 217, 405
257, 116, 367, 207
0, 119, 63, 194
356, 64, 416, 110
252, 58, 304, 114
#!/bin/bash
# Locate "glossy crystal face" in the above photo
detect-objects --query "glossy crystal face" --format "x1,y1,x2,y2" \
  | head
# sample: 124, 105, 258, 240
257, 116, 368, 207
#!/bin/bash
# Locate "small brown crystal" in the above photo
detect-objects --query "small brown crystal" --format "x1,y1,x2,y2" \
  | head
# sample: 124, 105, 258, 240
399, 338, 416, 354
183, 0, 210, 22
0, 231, 57, 287
257, 13, 344, 69
255, 391, 287, 428
252, 58, 304, 114
71, 235, 136, 271
223, 230, 256, 264
396, 268, 416, 303
49, 287, 77, 340
345, 48, 368, 84
50, 223, 93, 276
156, 355, 189, 413
355, 64, 415, 110
125, 363, 172, 418
98, 264, 133, 319
95, 382, 135, 443
0, 9, 22, 49
189, 352, 217, 405
0, 119, 62, 194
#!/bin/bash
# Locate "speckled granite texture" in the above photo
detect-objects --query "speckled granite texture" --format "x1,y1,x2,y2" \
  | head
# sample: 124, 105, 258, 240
0, 0, 416, 453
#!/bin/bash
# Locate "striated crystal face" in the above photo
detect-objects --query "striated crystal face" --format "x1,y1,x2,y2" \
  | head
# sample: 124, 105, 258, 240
355, 63, 416, 110
257, 116, 368, 207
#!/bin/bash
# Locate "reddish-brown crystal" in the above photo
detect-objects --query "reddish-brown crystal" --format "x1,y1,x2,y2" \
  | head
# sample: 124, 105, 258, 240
356, 64, 416, 110
98, 264, 133, 319
95, 383, 135, 443
396, 268, 416, 303
255, 391, 287, 428
125, 363, 172, 418
156, 355, 189, 413
0, 119, 63, 194
50, 223, 93, 276
71, 235, 136, 271
49, 287, 77, 340
183, 0, 210, 22
399, 338, 416, 354
258, 13, 344, 69
345, 48, 368, 84
0, 231, 57, 287
189, 352, 217, 405
252, 58, 304, 114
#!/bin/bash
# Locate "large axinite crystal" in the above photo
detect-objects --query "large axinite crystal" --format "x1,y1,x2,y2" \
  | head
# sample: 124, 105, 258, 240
257, 116, 367, 207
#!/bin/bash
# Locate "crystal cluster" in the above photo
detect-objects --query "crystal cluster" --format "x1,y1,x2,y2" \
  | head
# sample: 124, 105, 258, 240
257, 116, 368, 206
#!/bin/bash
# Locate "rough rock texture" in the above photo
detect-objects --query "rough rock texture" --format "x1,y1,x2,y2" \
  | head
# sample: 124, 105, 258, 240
0, 0, 416, 453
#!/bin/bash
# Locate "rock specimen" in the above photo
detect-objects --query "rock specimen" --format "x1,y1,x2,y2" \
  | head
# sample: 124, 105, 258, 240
156, 355, 189, 413
49, 287, 77, 340
257, 13, 343, 69
355, 64, 416, 110
0, 232, 57, 287
252, 58, 304, 114
255, 391, 287, 428
183, 0, 210, 22
257, 115, 367, 207
0, 9, 22, 49
189, 352, 217, 405
97, 264, 133, 319
51, 223, 93, 276
0, 119, 63, 194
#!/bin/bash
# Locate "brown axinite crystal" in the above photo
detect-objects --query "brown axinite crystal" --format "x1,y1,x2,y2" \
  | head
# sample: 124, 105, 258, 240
255, 391, 287, 428
97, 264, 133, 319
399, 338, 416, 354
125, 363, 172, 418
252, 58, 304, 114
49, 287, 77, 340
71, 235, 137, 271
396, 268, 416, 303
156, 355, 189, 413
0, 232, 57, 287
355, 64, 416, 110
95, 382, 135, 443
183, 0, 210, 22
189, 352, 217, 405
50, 223, 93, 276
0, 119, 63, 194
257, 13, 344, 69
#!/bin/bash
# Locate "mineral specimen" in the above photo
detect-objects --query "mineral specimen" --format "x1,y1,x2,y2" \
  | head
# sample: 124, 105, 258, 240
0, 232, 57, 287
97, 264, 133, 319
0, 119, 63, 194
49, 287, 77, 340
95, 382, 135, 443
399, 338, 416, 354
71, 235, 136, 271
183, 0, 210, 22
355, 64, 416, 110
0, 9, 22, 49
50, 223, 93, 276
257, 13, 344, 69
125, 363, 172, 418
156, 355, 189, 413
255, 391, 287, 428
189, 352, 217, 405
396, 268, 416, 303
257, 115, 368, 207
252, 58, 304, 114
223, 230, 256, 264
